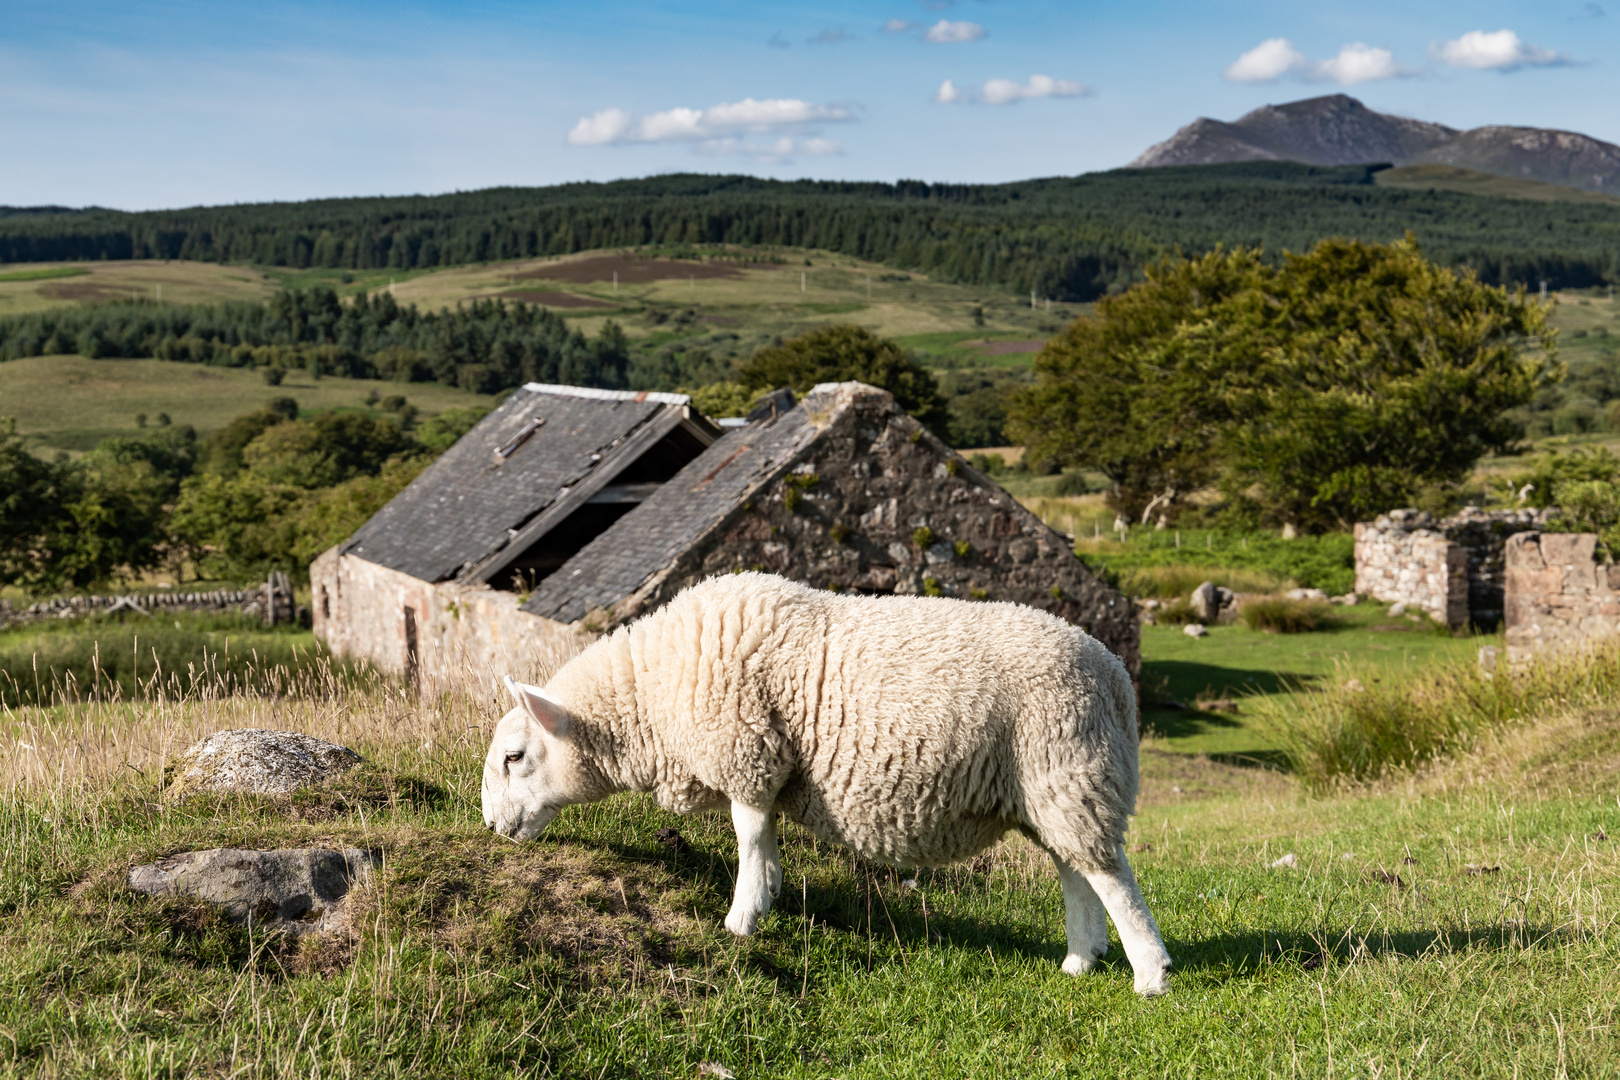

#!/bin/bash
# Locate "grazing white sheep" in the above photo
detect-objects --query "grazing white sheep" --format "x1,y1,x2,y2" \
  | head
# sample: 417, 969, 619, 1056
482, 572, 1171, 995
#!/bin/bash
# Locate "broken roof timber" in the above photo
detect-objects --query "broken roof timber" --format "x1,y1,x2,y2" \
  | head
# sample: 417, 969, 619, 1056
341, 384, 713, 585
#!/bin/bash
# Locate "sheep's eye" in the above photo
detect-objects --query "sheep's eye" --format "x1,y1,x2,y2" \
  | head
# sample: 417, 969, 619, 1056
505, 751, 524, 764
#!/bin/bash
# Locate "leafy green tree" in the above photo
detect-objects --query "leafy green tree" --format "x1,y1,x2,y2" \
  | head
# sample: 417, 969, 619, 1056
681, 382, 755, 420
201, 405, 292, 478
239, 413, 413, 489
1011, 237, 1556, 530
415, 406, 491, 455
1221, 237, 1555, 529
737, 325, 949, 433
0, 418, 66, 586
1008, 248, 1272, 519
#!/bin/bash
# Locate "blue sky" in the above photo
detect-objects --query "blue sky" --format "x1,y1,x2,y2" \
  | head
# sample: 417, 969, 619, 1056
1, 0, 1614, 209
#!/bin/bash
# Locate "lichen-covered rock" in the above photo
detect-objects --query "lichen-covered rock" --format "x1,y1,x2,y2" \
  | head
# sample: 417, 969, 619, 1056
127, 847, 377, 932
167, 729, 362, 799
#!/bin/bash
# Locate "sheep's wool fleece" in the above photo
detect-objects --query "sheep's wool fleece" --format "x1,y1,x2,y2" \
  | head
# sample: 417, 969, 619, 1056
551, 573, 1140, 870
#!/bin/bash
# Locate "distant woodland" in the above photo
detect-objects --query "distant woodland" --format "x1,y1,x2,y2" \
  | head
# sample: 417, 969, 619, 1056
5, 163, 1620, 299
0, 291, 630, 394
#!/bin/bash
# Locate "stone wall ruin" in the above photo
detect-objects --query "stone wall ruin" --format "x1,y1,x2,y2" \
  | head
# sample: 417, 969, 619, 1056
1354, 507, 1554, 628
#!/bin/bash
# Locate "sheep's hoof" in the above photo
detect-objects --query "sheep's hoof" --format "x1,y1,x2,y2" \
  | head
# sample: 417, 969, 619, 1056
1134, 967, 1171, 998
1061, 953, 1097, 976
725, 908, 760, 936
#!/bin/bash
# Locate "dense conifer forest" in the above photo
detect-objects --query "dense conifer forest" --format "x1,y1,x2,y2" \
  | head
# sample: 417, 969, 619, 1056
0, 291, 629, 393
5, 163, 1620, 300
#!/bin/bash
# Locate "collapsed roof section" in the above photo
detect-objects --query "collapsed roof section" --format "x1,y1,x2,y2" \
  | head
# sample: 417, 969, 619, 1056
341, 383, 718, 586
523, 386, 823, 624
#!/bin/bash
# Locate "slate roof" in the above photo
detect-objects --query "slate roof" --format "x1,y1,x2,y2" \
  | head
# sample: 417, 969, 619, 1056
523, 385, 838, 623
342, 384, 702, 584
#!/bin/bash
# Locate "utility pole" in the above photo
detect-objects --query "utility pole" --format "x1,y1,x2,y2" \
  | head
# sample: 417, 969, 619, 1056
1030, 289, 1036, 310
801, 271, 807, 294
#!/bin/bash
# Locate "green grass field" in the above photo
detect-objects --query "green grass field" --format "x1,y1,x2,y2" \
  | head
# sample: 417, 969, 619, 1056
1, 658, 1615, 1078
0, 354, 497, 452
0, 259, 276, 315
1374, 164, 1620, 205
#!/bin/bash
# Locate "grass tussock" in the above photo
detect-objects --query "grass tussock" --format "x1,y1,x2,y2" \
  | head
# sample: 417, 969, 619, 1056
1258, 640, 1620, 792
1239, 595, 1333, 633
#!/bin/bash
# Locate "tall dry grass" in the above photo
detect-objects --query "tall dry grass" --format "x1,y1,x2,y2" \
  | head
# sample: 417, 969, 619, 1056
0, 632, 585, 804
1256, 640, 1620, 792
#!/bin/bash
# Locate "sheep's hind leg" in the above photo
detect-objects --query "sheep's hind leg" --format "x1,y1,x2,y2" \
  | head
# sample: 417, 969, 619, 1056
1082, 847, 1172, 997
725, 801, 780, 936
1052, 857, 1110, 975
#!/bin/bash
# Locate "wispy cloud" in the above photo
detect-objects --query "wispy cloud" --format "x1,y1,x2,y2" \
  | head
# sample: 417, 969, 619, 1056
809, 28, 856, 45
1432, 29, 1569, 70
767, 32, 790, 48
936, 74, 1090, 105
924, 19, 986, 43
1575, 2, 1605, 17
1224, 38, 1411, 85
567, 97, 855, 161
883, 19, 916, 33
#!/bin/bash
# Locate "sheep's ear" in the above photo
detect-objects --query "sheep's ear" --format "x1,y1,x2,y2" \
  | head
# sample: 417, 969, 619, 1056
504, 676, 571, 736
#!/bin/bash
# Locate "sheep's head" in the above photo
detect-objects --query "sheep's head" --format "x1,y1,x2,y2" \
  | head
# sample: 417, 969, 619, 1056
482, 676, 580, 840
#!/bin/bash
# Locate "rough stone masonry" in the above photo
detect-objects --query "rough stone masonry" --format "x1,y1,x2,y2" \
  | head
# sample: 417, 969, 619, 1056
1355, 507, 1555, 628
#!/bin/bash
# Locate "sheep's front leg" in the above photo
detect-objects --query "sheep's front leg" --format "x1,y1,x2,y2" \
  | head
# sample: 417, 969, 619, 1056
1053, 857, 1110, 975
1082, 847, 1172, 997
725, 802, 781, 936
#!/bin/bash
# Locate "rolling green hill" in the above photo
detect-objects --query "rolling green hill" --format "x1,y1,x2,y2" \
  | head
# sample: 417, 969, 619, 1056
5, 162, 1620, 300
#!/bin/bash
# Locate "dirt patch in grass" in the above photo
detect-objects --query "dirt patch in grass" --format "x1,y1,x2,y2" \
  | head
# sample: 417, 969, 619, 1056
498, 289, 616, 308
37, 280, 151, 303
520, 255, 772, 285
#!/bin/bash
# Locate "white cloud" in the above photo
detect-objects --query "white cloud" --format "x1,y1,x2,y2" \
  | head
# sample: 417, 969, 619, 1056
1317, 42, 1402, 84
1223, 37, 1410, 85
883, 19, 915, 33
694, 136, 842, 164
1433, 29, 1568, 70
566, 98, 855, 157
810, 28, 855, 45
1225, 38, 1309, 82
566, 108, 632, 146
923, 19, 986, 43
980, 74, 1089, 105
937, 74, 1089, 105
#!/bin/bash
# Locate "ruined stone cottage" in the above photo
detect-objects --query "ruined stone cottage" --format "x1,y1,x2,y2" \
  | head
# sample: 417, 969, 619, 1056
312, 381, 1137, 690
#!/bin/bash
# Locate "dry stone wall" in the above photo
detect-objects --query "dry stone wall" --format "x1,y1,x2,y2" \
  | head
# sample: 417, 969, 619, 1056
0, 587, 277, 631
1354, 507, 1554, 628
1504, 532, 1620, 664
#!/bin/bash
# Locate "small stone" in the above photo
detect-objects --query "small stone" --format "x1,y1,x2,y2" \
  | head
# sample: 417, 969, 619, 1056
1388, 602, 1406, 617
1344, 678, 1365, 693
167, 729, 363, 799
1270, 853, 1297, 869
127, 847, 377, 933
1182, 623, 1208, 638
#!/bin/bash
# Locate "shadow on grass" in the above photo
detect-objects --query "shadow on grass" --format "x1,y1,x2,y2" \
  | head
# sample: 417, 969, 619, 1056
1145, 659, 1320, 702
1167, 923, 1570, 977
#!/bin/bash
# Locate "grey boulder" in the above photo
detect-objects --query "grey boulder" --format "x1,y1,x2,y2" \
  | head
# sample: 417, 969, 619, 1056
168, 729, 362, 799
1189, 581, 1219, 623
128, 847, 378, 933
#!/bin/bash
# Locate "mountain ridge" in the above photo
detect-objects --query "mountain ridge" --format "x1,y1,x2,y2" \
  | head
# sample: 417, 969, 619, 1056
1132, 95, 1620, 192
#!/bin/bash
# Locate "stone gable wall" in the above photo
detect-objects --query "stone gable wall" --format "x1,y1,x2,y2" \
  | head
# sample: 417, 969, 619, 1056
607, 394, 1140, 679
1504, 532, 1620, 664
